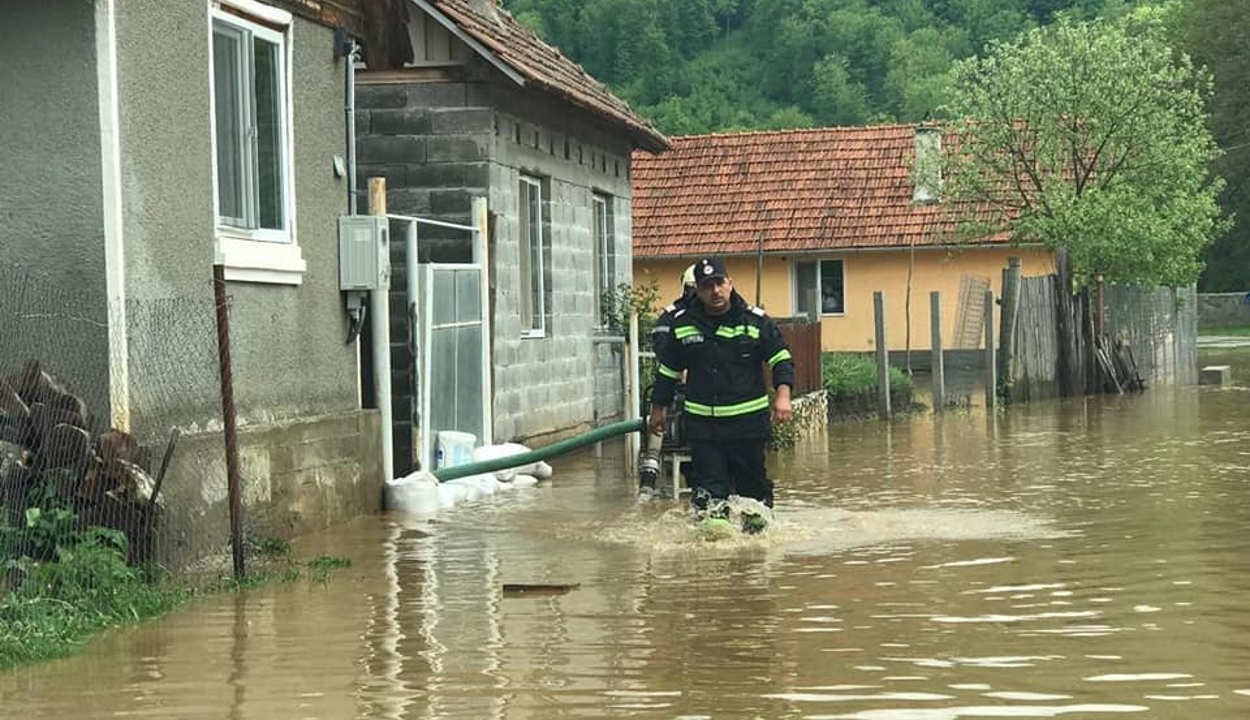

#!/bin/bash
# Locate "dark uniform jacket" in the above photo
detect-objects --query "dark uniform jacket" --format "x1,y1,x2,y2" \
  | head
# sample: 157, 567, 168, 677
651, 291, 794, 441
649, 293, 692, 358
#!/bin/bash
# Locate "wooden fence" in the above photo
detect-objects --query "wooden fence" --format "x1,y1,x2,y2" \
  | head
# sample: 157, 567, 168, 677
776, 317, 823, 395
1004, 277, 1197, 402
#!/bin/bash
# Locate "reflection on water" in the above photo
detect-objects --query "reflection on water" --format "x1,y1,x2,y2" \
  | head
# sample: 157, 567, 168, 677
4, 378, 1250, 719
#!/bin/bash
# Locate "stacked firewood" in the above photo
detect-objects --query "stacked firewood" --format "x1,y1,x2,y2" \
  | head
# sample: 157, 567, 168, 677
0, 361, 162, 565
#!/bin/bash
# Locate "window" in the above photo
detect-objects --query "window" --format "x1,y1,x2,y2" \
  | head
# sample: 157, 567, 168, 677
794, 259, 845, 316
519, 175, 550, 335
592, 194, 615, 327
210, 3, 305, 284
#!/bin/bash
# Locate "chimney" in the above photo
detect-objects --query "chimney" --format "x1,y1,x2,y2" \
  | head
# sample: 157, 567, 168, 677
913, 124, 942, 205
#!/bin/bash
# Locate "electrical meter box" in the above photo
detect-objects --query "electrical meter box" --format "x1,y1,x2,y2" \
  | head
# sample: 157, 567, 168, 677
338, 216, 388, 291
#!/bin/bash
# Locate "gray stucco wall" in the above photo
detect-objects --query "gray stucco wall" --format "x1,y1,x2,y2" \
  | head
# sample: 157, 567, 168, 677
108, 3, 379, 550
0, 1, 110, 416
115, 3, 360, 436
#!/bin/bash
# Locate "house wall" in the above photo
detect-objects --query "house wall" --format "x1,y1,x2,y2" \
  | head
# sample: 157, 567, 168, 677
636, 246, 1055, 353
357, 69, 635, 452
483, 84, 634, 445
356, 78, 494, 472
0, 1, 111, 414
110, 2, 378, 549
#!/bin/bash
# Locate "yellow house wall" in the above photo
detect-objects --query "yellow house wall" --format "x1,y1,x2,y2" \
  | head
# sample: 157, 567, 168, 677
634, 247, 1054, 352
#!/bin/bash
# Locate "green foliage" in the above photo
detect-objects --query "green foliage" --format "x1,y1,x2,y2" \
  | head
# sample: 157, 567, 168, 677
307, 555, 352, 583
507, 0, 1156, 134
822, 353, 913, 397
1, 518, 353, 669
941, 9, 1228, 286
601, 278, 662, 339
0, 529, 186, 669
1181, 0, 1250, 291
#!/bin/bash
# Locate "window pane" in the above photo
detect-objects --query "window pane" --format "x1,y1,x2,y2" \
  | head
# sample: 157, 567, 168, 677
212, 25, 246, 226
518, 181, 534, 330
527, 185, 544, 330
820, 259, 844, 314
593, 195, 613, 325
795, 262, 816, 316
253, 36, 284, 231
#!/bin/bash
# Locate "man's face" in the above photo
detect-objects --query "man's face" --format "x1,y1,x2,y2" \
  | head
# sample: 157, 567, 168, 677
696, 276, 732, 314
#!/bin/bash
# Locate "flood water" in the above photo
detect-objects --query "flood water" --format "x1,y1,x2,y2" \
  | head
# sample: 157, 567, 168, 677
4, 368, 1250, 719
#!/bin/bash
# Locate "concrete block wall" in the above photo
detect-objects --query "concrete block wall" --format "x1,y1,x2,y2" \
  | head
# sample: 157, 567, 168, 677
157, 410, 381, 569
356, 81, 492, 472
356, 75, 637, 451
483, 86, 634, 444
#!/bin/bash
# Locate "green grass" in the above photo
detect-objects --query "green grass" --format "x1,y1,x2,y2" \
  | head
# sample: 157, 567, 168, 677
1201, 326, 1250, 336
0, 529, 187, 670
0, 530, 351, 671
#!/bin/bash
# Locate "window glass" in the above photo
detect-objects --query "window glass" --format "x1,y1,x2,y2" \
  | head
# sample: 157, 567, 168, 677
519, 177, 545, 333
211, 14, 288, 237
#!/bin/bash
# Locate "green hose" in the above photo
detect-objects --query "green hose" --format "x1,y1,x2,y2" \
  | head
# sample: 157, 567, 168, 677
432, 418, 645, 482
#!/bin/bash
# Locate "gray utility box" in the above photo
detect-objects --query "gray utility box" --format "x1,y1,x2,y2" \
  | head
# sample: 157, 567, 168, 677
338, 215, 389, 291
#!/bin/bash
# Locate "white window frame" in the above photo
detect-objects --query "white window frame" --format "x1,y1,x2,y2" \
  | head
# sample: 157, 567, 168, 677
519, 175, 547, 336
793, 258, 846, 317
208, 1, 305, 285
592, 193, 614, 328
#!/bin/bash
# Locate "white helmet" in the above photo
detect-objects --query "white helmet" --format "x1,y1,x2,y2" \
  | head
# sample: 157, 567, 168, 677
681, 263, 697, 290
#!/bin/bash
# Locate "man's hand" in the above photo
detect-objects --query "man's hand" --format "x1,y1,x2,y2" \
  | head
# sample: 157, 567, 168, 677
772, 385, 793, 424
648, 405, 667, 435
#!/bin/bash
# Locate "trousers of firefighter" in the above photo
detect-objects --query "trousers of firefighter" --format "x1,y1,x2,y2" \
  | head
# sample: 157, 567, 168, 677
638, 383, 690, 492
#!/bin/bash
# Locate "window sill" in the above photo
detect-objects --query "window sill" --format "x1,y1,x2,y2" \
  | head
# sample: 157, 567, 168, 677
214, 235, 305, 286
521, 330, 546, 339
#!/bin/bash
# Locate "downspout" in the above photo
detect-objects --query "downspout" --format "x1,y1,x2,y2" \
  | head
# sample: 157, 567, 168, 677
97, 0, 130, 431
336, 28, 359, 215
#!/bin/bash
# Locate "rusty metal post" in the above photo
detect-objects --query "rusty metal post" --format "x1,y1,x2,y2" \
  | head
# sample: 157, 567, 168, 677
213, 264, 245, 580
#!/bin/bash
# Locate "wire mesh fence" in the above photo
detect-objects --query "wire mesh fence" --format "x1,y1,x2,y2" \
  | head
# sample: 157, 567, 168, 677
0, 259, 285, 593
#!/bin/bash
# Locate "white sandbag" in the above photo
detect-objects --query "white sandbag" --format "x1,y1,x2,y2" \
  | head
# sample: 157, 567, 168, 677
471, 442, 554, 481
511, 474, 539, 488
385, 472, 441, 515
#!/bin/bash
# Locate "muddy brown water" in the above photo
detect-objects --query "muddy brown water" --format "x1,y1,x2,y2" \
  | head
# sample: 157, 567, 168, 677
4, 377, 1250, 719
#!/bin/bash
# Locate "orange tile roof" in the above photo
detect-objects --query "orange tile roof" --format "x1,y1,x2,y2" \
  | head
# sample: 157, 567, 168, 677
632, 124, 1002, 258
428, 0, 669, 153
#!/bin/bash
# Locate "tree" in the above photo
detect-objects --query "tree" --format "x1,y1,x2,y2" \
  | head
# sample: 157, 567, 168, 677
940, 8, 1226, 287
1182, 0, 1250, 291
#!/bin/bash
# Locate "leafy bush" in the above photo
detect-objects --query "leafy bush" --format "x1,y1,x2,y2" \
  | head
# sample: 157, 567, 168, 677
822, 353, 913, 396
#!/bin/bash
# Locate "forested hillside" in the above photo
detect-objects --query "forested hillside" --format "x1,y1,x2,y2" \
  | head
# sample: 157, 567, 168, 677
505, 0, 1247, 291
504, 0, 1150, 134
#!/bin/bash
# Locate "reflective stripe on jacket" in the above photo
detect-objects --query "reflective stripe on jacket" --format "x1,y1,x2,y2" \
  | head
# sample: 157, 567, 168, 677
651, 292, 794, 425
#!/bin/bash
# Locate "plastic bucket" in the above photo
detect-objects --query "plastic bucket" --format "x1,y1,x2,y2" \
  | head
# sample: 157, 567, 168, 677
435, 430, 477, 469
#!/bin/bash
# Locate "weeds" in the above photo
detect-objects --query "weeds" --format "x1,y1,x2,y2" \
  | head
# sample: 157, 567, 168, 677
0, 528, 185, 670
0, 527, 353, 671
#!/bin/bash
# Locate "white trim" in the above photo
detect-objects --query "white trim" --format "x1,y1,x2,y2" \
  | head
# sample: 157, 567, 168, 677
792, 257, 846, 317
97, 0, 130, 431
208, 3, 301, 285
216, 0, 292, 26
519, 175, 546, 335
215, 235, 306, 285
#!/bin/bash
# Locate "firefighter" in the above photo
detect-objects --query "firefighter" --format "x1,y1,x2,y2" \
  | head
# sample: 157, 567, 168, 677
638, 263, 698, 496
647, 256, 794, 533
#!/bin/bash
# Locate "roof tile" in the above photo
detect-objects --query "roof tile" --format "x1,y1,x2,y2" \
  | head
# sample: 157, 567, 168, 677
632, 125, 1001, 257
428, 0, 668, 152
